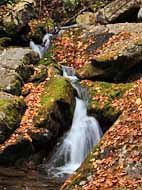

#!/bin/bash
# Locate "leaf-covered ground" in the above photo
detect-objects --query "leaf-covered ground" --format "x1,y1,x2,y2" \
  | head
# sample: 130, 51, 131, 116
0, 70, 51, 152
61, 80, 142, 190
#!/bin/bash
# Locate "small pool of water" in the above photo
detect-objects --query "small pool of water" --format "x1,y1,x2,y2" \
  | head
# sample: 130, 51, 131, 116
0, 166, 65, 190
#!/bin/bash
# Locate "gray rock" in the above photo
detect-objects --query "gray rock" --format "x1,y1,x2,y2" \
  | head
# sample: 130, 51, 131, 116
0, 48, 34, 95
95, 0, 140, 24
2, 0, 36, 37
75, 23, 142, 81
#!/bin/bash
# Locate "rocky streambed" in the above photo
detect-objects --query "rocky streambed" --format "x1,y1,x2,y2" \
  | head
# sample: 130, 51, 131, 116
0, 0, 142, 190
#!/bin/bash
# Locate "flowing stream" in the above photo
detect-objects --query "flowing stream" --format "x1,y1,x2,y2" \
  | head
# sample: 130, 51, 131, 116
29, 36, 102, 176
45, 66, 102, 177
0, 36, 103, 190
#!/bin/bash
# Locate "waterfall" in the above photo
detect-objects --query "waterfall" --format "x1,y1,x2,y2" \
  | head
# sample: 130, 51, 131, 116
29, 33, 53, 58
48, 66, 102, 176
30, 32, 102, 176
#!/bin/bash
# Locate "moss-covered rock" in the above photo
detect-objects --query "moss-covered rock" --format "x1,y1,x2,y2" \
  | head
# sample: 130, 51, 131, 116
81, 80, 132, 132
39, 45, 56, 66
23, 51, 40, 65
91, 32, 142, 82
63, 0, 108, 15
61, 80, 142, 190
33, 77, 75, 136
0, 92, 25, 144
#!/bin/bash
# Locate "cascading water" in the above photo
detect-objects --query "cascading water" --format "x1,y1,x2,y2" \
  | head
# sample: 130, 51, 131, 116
47, 66, 102, 176
29, 34, 102, 176
29, 33, 53, 58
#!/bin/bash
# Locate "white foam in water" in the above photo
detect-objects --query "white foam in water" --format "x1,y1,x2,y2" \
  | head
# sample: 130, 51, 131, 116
42, 33, 53, 50
51, 66, 102, 176
29, 41, 45, 58
56, 97, 102, 175
62, 66, 78, 83
29, 33, 53, 58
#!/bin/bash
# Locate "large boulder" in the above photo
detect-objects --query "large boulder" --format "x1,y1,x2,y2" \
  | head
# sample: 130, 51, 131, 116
61, 79, 142, 190
0, 76, 75, 165
33, 77, 75, 134
0, 92, 25, 144
80, 80, 132, 132
58, 23, 142, 82
95, 0, 141, 24
1, 0, 36, 38
90, 29, 142, 82
0, 47, 34, 95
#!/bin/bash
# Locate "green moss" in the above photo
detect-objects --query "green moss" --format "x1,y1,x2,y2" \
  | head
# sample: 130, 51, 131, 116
8, 78, 22, 96
33, 77, 75, 128
63, 0, 80, 11
0, 99, 12, 108
41, 77, 71, 109
46, 18, 55, 32
88, 81, 132, 124
0, 96, 25, 143
0, 97, 25, 125
95, 82, 132, 98
39, 45, 56, 66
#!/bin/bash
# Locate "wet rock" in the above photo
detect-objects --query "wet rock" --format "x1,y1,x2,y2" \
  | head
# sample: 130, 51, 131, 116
0, 166, 63, 190
95, 0, 140, 24
0, 92, 25, 144
0, 166, 26, 177
33, 77, 75, 135
0, 47, 34, 95
0, 76, 75, 166
0, 138, 33, 166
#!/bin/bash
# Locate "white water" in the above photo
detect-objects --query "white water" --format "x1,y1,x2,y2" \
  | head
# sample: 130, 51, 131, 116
30, 41, 45, 58
29, 33, 102, 176
52, 66, 102, 175
29, 33, 53, 58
